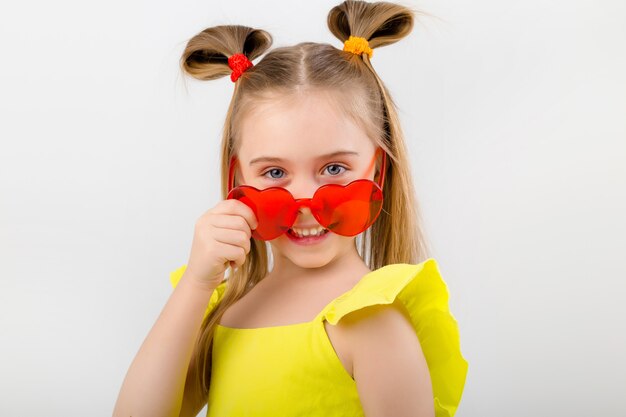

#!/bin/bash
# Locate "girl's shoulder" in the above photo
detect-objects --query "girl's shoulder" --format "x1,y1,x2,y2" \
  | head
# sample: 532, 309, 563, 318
319, 258, 469, 417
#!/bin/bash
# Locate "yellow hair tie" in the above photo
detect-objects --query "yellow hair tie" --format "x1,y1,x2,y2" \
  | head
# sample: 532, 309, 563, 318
343, 35, 373, 59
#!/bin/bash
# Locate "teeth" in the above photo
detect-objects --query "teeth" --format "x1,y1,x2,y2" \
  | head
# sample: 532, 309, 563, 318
290, 225, 327, 238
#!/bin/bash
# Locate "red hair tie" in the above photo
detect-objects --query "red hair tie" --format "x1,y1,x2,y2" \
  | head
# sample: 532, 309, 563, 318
228, 53, 254, 82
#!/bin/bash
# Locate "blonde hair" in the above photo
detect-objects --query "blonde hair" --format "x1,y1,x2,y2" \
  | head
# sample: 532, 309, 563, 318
180, 0, 434, 400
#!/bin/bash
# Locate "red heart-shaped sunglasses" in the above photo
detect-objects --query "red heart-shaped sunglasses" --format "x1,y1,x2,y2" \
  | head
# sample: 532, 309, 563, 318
226, 148, 387, 241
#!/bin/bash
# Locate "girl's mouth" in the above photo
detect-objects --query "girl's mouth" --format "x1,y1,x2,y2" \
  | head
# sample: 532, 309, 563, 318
286, 227, 330, 245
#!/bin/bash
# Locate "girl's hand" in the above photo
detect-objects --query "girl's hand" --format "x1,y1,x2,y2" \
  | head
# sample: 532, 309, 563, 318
184, 199, 258, 289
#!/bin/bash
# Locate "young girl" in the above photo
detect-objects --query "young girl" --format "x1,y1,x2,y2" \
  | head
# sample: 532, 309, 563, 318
114, 1, 468, 416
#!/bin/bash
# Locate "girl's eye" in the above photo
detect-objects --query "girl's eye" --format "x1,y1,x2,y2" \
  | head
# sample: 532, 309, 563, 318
326, 164, 346, 176
261, 164, 346, 180
263, 168, 285, 179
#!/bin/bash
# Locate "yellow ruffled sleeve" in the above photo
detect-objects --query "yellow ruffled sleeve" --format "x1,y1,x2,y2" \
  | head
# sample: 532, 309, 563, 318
169, 264, 228, 321
322, 258, 468, 417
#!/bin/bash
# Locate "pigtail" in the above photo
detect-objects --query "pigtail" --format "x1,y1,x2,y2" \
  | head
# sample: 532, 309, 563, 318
180, 25, 272, 81
327, 0, 416, 58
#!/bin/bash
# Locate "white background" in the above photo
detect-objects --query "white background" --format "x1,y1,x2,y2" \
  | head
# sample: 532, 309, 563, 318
1, 0, 625, 416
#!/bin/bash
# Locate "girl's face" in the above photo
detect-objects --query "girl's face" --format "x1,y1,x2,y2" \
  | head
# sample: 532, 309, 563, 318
235, 90, 380, 272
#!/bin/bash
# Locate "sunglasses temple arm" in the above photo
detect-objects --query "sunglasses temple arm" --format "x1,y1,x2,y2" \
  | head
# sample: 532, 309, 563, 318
227, 156, 236, 193
378, 149, 387, 190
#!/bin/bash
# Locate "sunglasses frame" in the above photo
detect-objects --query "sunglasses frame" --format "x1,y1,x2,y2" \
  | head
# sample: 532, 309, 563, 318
226, 147, 388, 239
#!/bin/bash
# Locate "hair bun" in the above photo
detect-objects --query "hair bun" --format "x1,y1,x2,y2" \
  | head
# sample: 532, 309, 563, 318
327, 0, 415, 52
180, 25, 272, 81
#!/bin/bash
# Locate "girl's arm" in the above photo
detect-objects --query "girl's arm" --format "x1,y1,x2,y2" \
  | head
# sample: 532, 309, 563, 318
112, 272, 217, 417
338, 301, 435, 417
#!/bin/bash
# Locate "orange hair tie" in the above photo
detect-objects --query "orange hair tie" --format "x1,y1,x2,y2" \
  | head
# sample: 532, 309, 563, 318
343, 36, 373, 59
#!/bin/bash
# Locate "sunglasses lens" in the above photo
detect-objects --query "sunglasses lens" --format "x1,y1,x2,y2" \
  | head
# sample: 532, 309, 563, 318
314, 180, 383, 236
227, 186, 298, 240
228, 180, 383, 240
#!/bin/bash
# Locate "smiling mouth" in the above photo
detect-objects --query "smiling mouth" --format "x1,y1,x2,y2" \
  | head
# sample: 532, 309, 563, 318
287, 227, 330, 238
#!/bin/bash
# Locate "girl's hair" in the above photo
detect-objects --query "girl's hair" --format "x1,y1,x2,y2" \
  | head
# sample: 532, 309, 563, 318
179, 0, 433, 399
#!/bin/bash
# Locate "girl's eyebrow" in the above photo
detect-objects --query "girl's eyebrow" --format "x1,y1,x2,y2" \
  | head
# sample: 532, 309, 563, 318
249, 150, 359, 166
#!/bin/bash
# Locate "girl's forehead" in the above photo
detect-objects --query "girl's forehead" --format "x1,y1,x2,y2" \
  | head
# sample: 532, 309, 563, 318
238, 136, 375, 166
237, 92, 375, 164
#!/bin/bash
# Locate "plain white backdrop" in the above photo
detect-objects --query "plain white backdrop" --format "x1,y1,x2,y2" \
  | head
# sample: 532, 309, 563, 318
1, 0, 625, 416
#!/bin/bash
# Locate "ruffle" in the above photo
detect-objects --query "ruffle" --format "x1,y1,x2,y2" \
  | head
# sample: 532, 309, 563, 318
169, 264, 228, 321
320, 258, 468, 417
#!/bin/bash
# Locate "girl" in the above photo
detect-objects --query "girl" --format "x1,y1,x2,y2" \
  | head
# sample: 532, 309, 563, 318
114, 1, 468, 416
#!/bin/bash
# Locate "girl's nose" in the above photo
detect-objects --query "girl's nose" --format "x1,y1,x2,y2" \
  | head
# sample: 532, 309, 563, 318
297, 206, 313, 216
289, 180, 320, 201
294, 206, 322, 227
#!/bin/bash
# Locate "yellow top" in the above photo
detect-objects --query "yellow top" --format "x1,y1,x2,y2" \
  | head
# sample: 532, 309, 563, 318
169, 258, 468, 417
